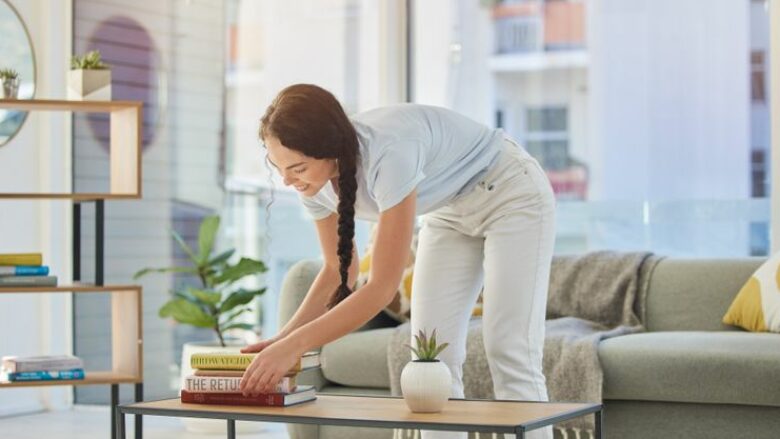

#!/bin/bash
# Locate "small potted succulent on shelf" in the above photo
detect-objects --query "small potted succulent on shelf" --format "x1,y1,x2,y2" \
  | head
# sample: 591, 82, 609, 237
0, 68, 20, 99
400, 328, 452, 413
67, 50, 111, 100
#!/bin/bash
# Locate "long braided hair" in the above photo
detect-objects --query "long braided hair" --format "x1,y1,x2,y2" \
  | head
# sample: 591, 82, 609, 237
260, 84, 358, 308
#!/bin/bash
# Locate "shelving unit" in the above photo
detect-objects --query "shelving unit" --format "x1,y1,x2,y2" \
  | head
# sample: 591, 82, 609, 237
0, 99, 144, 439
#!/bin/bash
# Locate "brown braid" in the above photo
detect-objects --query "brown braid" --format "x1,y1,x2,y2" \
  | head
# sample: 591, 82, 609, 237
259, 84, 359, 308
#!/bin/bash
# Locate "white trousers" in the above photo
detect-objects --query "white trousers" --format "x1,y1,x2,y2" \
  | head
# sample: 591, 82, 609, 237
411, 139, 556, 439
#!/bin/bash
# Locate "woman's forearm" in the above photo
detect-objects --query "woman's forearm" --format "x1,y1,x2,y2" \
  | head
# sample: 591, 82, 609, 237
287, 280, 395, 353
276, 266, 340, 338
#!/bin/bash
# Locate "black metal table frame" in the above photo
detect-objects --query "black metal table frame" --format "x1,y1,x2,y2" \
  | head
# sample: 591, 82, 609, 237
116, 396, 602, 439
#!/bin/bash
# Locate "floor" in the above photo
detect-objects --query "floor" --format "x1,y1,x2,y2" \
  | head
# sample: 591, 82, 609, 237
0, 405, 290, 439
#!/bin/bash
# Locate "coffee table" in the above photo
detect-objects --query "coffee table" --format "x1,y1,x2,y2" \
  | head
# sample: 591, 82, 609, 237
116, 394, 602, 438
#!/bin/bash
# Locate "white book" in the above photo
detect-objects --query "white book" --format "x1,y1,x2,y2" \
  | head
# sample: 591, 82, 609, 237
183, 375, 296, 394
1, 355, 84, 373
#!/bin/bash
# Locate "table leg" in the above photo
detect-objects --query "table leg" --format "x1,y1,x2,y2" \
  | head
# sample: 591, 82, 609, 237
227, 419, 236, 439
135, 382, 143, 439
515, 427, 525, 439
111, 384, 119, 439
116, 408, 126, 439
595, 409, 603, 439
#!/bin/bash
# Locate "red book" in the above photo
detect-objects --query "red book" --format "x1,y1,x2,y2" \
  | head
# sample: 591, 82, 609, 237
180, 385, 316, 407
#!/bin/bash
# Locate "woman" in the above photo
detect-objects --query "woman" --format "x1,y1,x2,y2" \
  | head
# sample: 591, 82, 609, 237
240, 84, 555, 439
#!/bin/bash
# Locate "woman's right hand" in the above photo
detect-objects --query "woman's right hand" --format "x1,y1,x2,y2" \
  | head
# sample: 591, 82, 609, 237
241, 334, 282, 354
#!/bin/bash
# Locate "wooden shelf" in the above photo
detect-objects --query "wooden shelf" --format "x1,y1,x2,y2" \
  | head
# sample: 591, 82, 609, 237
0, 99, 142, 198
0, 371, 140, 388
0, 283, 139, 294
0, 285, 143, 384
0, 193, 140, 200
0, 99, 141, 112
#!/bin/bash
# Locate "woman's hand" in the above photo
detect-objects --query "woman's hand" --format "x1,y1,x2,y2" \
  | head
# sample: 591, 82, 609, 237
239, 336, 304, 396
240, 334, 282, 354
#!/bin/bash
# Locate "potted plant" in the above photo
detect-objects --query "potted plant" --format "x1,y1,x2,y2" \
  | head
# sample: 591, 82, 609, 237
134, 215, 267, 432
400, 329, 452, 413
0, 68, 20, 99
67, 50, 111, 100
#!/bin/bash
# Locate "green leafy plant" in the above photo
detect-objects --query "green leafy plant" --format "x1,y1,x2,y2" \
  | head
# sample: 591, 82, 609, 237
406, 329, 449, 362
70, 50, 110, 70
134, 215, 267, 347
0, 68, 19, 80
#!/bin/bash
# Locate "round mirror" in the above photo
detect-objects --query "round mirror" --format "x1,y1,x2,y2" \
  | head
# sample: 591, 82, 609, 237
0, 0, 36, 146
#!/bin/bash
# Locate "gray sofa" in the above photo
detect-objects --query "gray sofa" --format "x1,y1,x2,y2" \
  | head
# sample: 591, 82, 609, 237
279, 257, 780, 439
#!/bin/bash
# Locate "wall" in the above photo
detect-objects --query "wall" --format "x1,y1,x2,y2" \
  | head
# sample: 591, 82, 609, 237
0, 0, 72, 415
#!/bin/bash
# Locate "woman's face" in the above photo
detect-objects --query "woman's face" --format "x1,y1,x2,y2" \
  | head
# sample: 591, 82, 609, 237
265, 135, 338, 197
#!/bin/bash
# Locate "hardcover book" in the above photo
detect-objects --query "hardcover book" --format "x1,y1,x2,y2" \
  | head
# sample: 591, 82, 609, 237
0, 253, 42, 266
183, 375, 296, 393
0, 275, 57, 287
191, 351, 320, 372
180, 385, 316, 407
2, 368, 85, 382
1, 355, 84, 373
0, 266, 49, 276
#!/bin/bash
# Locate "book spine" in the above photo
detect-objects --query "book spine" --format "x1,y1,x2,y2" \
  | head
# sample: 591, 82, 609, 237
181, 390, 284, 406
4, 358, 84, 373
183, 376, 293, 393
0, 266, 49, 276
6, 369, 85, 381
0, 254, 43, 266
190, 354, 255, 370
0, 276, 57, 287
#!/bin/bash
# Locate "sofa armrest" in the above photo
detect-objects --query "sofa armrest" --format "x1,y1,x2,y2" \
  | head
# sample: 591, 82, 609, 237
279, 259, 323, 328
278, 260, 329, 390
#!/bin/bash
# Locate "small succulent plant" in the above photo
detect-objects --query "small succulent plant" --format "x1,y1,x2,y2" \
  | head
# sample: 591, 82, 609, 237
0, 68, 19, 80
406, 329, 449, 362
71, 50, 110, 70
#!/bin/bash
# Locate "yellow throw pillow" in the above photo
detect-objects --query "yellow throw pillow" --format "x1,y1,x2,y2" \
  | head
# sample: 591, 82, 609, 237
722, 252, 780, 332
356, 225, 482, 323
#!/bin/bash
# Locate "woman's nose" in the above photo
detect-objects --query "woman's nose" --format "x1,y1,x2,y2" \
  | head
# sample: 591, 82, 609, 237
282, 173, 295, 186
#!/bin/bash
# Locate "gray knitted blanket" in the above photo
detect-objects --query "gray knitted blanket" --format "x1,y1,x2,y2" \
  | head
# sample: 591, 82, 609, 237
387, 251, 662, 436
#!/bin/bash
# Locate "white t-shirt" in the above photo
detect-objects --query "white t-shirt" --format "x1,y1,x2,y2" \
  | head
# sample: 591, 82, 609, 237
301, 104, 504, 221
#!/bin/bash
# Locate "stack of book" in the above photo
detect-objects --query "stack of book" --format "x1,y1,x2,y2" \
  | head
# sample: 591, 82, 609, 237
181, 351, 320, 407
1, 355, 85, 382
0, 253, 57, 287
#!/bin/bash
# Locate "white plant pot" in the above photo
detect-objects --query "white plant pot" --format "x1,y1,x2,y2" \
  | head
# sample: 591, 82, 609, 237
180, 340, 267, 434
67, 69, 111, 101
1, 78, 19, 99
400, 360, 452, 413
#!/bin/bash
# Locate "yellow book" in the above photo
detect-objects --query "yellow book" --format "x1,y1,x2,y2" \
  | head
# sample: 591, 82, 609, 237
0, 253, 42, 266
190, 351, 320, 372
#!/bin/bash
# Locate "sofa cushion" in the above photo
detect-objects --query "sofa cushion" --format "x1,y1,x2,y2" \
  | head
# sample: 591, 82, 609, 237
644, 259, 762, 332
723, 250, 780, 332
599, 331, 780, 407
321, 327, 395, 388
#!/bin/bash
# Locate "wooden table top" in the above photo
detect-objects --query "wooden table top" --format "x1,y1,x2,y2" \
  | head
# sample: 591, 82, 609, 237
120, 394, 600, 433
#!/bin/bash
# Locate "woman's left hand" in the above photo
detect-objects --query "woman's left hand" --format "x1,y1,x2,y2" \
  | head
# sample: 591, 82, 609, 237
239, 336, 303, 396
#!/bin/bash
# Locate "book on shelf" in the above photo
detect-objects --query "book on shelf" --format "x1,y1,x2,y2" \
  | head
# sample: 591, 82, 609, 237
1, 368, 85, 382
183, 375, 296, 394
0, 253, 42, 266
180, 385, 316, 407
191, 351, 320, 372
0, 265, 49, 276
0, 275, 57, 287
1, 355, 84, 373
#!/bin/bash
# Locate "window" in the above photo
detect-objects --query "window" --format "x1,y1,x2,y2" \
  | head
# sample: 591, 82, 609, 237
752, 51, 766, 103
413, 0, 771, 257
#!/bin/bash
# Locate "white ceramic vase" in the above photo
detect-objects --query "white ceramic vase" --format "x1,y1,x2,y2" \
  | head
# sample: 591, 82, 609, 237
400, 360, 452, 413
180, 340, 266, 434
66, 69, 111, 101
